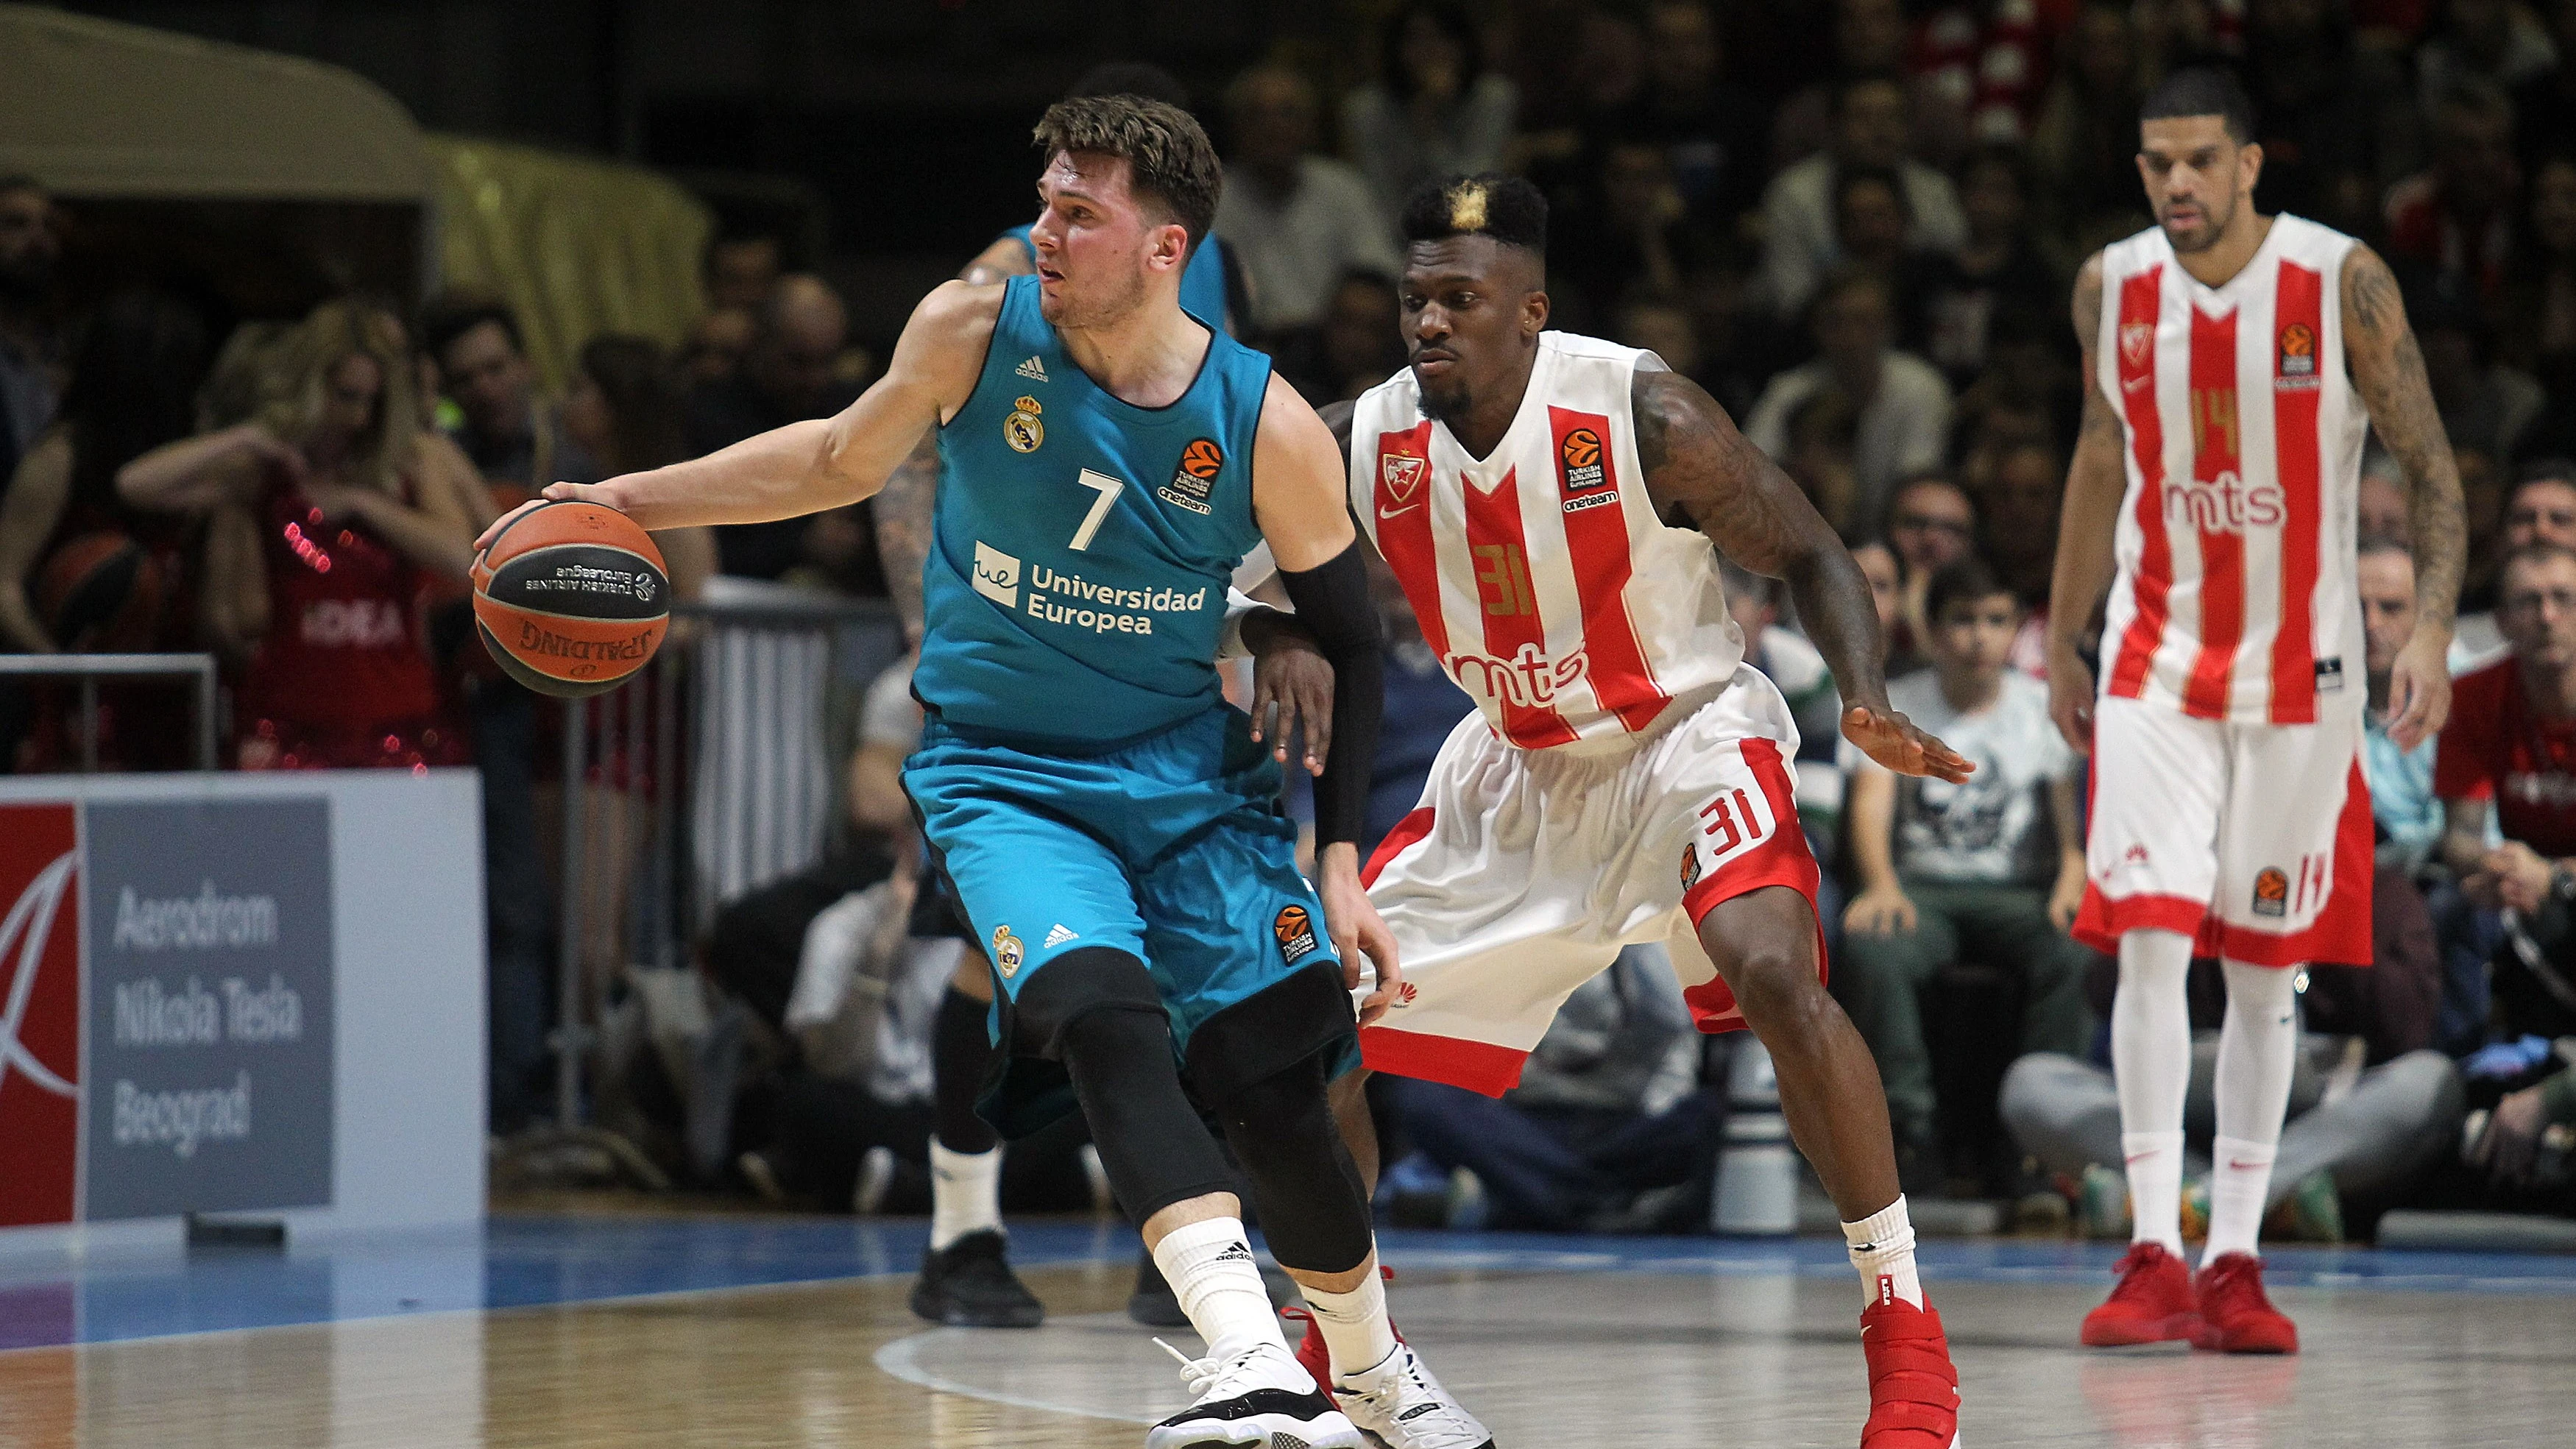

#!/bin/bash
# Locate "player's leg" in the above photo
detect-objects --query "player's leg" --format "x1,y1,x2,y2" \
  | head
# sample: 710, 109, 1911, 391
2190, 715, 2373, 1353
1650, 678, 1956, 1448
911, 935, 1046, 1328
2073, 695, 2227, 1345
1213, 1052, 1492, 1449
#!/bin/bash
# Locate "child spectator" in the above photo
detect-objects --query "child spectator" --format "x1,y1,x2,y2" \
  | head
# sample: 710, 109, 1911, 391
1834, 557, 2096, 1188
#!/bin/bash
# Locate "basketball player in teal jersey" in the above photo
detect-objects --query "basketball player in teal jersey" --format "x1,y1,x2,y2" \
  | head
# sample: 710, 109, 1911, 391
874, 64, 1301, 1335
487, 96, 1491, 1449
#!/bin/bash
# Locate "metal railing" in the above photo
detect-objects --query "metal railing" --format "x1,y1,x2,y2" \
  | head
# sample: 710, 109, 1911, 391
548, 589, 902, 1132
0, 652, 220, 771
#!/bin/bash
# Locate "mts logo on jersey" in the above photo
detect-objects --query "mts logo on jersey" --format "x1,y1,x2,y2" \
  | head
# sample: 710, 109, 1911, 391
1446, 642, 1590, 708
2162, 470, 2285, 533
0, 805, 81, 1227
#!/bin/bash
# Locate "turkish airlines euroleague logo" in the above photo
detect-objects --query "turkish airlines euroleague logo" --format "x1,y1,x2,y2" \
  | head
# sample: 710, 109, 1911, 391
0, 804, 80, 1227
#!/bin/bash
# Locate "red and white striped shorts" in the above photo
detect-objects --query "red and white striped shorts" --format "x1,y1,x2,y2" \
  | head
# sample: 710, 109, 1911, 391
1354, 667, 1824, 1097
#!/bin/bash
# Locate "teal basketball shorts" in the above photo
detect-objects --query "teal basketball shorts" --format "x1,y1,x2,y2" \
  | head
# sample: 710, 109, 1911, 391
904, 703, 1355, 1136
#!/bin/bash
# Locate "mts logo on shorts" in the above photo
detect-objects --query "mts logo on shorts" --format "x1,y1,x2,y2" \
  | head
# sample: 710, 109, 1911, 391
0, 805, 80, 1227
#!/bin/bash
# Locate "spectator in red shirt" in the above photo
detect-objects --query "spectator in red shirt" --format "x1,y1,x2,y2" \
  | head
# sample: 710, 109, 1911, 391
2438, 542, 2576, 1041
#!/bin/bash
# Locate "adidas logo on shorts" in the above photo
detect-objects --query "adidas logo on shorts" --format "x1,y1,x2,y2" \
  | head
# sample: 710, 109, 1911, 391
1044, 924, 1079, 947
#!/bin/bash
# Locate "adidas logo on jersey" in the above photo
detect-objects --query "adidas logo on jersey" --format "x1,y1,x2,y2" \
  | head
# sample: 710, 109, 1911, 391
1015, 355, 1048, 381
1044, 924, 1079, 947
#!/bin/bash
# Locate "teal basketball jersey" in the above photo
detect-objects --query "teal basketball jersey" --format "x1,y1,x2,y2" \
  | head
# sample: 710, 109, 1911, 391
1002, 224, 1231, 330
914, 274, 1271, 743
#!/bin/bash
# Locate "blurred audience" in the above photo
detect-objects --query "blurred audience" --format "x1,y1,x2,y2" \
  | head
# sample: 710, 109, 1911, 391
1343, 3, 1519, 227
0, 292, 211, 770
689, 274, 880, 589
2385, 79, 2523, 303
705, 232, 785, 314
1214, 66, 1403, 339
1760, 77, 1969, 319
2360, 539, 2447, 874
121, 299, 475, 770
1745, 269, 1953, 531
0, 176, 62, 492
424, 297, 601, 496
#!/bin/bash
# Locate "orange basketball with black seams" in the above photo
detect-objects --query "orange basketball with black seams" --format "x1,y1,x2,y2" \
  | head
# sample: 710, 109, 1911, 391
472, 500, 668, 699
1273, 904, 1312, 947
1560, 428, 1602, 470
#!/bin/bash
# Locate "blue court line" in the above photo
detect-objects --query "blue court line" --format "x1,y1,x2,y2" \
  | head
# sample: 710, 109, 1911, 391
0, 1216, 2568, 1353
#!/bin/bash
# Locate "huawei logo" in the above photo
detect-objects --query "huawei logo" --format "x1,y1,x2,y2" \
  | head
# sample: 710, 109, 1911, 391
0, 851, 79, 1105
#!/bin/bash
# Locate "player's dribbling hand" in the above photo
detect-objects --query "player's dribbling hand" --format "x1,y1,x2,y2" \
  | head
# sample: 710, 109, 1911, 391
1317, 843, 1404, 1027
2046, 636, 2095, 754
1245, 612, 1335, 775
471, 481, 616, 553
1842, 704, 1975, 784
2384, 628, 2454, 752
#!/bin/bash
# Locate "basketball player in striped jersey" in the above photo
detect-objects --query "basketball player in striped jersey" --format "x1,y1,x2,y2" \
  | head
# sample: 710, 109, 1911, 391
2048, 70, 2466, 1353
1303, 175, 1970, 1449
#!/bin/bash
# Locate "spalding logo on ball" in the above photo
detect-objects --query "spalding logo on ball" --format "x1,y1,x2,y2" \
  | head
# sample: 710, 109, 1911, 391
472, 500, 668, 698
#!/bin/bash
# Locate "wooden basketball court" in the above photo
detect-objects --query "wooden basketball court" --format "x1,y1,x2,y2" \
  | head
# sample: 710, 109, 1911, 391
1, 1215, 2569, 1447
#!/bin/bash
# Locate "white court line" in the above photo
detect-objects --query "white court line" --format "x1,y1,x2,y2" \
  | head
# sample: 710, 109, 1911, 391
871, 1325, 1157, 1425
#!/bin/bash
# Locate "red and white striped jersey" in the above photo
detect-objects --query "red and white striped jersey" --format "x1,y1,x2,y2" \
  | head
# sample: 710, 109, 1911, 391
2095, 214, 2371, 726
1350, 331, 1742, 751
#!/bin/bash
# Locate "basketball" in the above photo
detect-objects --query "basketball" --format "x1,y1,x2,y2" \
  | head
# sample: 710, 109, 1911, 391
471, 500, 668, 698
36, 531, 165, 652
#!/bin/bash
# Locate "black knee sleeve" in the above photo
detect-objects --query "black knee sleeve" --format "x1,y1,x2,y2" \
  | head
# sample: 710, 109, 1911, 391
932, 986, 999, 1155
1026, 947, 1234, 1223
1213, 1055, 1373, 1275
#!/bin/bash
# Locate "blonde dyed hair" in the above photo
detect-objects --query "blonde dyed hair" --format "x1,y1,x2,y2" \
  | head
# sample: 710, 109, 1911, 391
257, 298, 420, 496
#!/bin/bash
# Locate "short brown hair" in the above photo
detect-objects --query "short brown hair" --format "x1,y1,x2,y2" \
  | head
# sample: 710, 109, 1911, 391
1032, 94, 1222, 252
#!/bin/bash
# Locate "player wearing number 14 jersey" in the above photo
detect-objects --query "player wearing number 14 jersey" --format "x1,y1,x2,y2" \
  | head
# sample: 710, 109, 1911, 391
1314, 175, 1971, 1449
2047, 71, 2466, 1353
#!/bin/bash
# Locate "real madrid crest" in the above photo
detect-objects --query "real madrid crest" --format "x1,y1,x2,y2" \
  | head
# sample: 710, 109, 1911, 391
1005, 394, 1044, 454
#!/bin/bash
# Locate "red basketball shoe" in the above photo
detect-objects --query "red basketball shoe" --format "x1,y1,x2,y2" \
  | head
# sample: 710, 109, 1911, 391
2190, 1252, 2299, 1353
1859, 1291, 1961, 1448
2081, 1242, 2201, 1346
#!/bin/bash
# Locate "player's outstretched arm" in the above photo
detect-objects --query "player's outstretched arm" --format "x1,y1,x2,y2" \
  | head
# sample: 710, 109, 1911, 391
2345, 243, 2466, 750
1632, 362, 1972, 784
2049, 252, 2127, 755
477, 282, 997, 548
1250, 376, 1403, 1022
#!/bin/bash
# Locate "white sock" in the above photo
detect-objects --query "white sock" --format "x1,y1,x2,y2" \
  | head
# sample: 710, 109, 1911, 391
928, 1141, 1002, 1252
2120, 1131, 2187, 1256
1298, 1252, 1399, 1381
1842, 1196, 1925, 1309
1152, 1218, 1289, 1363
2112, 929, 2193, 1255
2205, 960, 2300, 1261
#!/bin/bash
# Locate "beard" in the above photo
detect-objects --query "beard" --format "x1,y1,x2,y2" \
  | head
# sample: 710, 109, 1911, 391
1412, 363, 1471, 422
2161, 191, 2237, 254
1038, 263, 1149, 331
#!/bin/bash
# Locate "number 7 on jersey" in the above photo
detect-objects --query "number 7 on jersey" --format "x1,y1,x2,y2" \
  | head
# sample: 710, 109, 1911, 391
1069, 468, 1122, 551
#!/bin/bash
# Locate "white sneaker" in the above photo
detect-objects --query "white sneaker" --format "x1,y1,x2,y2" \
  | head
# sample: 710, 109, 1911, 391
1146, 1339, 1364, 1449
1334, 1342, 1494, 1449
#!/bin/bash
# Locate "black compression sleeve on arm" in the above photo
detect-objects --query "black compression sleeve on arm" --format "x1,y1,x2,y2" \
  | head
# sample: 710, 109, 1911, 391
1275, 541, 1384, 848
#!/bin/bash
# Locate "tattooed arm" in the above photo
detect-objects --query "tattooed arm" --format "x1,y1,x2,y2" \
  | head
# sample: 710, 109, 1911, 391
1633, 362, 1971, 782
2343, 243, 2465, 749
876, 436, 938, 646
2048, 252, 2126, 754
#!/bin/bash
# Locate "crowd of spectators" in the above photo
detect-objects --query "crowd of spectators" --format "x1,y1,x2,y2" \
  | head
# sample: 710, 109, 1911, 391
10, 0, 2576, 1236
